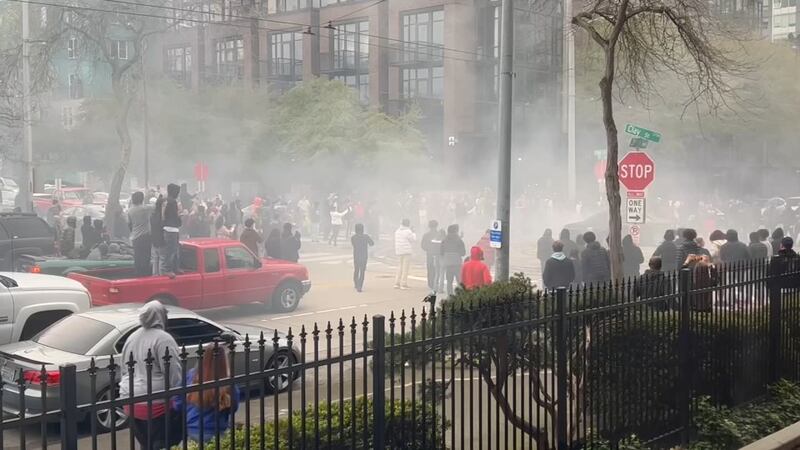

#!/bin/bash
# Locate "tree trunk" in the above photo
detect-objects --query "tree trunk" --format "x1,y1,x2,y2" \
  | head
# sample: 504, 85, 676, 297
600, 49, 623, 280
105, 73, 133, 237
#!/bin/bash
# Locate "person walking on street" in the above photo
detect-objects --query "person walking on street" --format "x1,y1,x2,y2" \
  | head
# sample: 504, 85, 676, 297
265, 229, 282, 259
542, 241, 575, 289
461, 246, 492, 290
351, 223, 374, 292
280, 223, 302, 263
719, 229, 750, 264
119, 301, 182, 450
393, 219, 416, 289
239, 218, 263, 257
622, 234, 644, 277
559, 229, 578, 257
161, 183, 182, 275
421, 220, 443, 292
151, 196, 165, 276
329, 207, 348, 247
652, 230, 678, 273
748, 231, 769, 260
128, 192, 153, 277
580, 232, 611, 284
537, 229, 554, 271
441, 224, 466, 296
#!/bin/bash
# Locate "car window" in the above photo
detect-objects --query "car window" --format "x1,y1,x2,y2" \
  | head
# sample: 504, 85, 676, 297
168, 318, 223, 347
1, 217, 52, 239
34, 315, 115, 355
224, 247, 257, 270
204, 249, 220, 273
180, 246, 198, 272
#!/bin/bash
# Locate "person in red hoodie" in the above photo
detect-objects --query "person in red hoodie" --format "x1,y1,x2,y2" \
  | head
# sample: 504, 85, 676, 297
461, 246, 493, 289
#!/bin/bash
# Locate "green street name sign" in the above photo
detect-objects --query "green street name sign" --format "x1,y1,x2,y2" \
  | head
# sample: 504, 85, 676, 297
624, 124, 661, 143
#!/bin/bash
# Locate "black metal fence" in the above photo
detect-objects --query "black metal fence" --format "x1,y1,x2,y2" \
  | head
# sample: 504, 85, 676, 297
3, 258, 800, 450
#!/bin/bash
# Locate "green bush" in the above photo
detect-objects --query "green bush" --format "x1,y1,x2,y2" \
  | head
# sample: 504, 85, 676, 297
179, 397, 448, 450
691, 380, 800, 450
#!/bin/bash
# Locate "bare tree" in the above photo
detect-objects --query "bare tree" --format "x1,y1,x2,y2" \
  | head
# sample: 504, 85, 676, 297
572, 0, 750, 278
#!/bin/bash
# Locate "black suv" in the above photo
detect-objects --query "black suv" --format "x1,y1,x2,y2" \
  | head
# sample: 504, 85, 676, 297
0, 213, 55, 270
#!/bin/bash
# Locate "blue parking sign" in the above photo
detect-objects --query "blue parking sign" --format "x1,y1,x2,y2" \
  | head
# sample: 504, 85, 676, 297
490, 220, 502, 249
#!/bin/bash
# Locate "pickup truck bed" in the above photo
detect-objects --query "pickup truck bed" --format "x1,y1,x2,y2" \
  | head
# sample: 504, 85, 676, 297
68, 239, 311, 313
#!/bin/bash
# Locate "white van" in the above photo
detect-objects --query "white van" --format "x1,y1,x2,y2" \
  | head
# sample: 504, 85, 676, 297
0, 272, 91, 343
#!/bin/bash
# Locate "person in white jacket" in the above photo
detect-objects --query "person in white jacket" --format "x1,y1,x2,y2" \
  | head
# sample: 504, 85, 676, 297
394, 219, 417, 289
119, 300, 183, 449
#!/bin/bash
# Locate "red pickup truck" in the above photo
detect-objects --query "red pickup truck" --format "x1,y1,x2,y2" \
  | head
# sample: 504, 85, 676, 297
68, 239, 311, 313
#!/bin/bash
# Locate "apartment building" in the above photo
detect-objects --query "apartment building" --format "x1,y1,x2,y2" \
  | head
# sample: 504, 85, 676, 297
150, 0, 564, 167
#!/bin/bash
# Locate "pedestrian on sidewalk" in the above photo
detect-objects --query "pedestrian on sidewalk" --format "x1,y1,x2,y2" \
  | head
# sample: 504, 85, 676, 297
393, 219, 416, 289
239, 218, 263, 257
421, 220, 443, 293
580, 231, 611, 284
441, 224, 466, 296
542, 241, 575, 289
461, 246, 492, 290
623, 234, 644, 277
652, 229, 678, 273
537, 229, 554, 271
280, 222, 302, 263
128, 191, 153, 277
351, 223, 375, 292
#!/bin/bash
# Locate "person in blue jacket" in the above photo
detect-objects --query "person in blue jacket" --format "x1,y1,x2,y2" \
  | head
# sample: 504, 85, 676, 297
175, 344, 240, 443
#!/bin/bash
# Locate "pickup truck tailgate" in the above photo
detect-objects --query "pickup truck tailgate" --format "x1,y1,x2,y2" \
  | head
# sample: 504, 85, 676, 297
67, 273, 112, 305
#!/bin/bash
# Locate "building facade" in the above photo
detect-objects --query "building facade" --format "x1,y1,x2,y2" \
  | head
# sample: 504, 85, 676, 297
149, 0, 564, 171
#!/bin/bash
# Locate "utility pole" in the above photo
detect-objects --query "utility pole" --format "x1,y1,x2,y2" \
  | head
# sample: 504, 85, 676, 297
495, 0, 514, 282
565, 0, 576, 202
141, 38, 150, 189
21, 0, 34, 212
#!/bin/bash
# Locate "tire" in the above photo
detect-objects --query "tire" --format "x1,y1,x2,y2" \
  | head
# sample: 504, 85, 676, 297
264, 350, 298, 393
271, 281, 301, 313
19, 311, 71, 341
93, 386, 129, 433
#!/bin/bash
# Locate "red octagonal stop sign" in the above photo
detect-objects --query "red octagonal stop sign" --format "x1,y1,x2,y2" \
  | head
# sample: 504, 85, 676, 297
618, 151, 655, 191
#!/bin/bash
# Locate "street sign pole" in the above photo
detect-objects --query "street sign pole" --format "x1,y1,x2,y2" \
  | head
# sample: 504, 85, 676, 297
495, 0, 514, 282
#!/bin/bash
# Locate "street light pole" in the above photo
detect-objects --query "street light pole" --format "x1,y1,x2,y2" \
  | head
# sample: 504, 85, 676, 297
21, 0, 34, 212
141, 38, 150, 190
565, 0, 576, 202
495, 0, 514, 282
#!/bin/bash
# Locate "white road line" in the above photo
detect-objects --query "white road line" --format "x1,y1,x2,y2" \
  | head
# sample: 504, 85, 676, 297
264, 304, 371, 321
407, 276, 427, 282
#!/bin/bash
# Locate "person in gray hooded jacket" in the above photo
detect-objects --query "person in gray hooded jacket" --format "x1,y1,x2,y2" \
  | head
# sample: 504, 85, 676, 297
119, 301, 183, 449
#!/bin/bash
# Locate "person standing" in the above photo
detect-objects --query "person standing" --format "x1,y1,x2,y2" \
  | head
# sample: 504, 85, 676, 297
768, 237, 800, 290
622, 234, 644, 277
265, 229, 282, 259
537, 229, 554, 271
558, 229, 578, 257
60, 216, 77, 258
748, 231, 769, 260
421, 220, 443, 293
758, 229, 773, 258
128, 192, 153, 277
151, 196, 165, 276
441, 224, 467, 296
652, 230, 678, 273
580, 232, 611, 284
80, 215, 99, 257
351, 223, 374, 292
771, 228, 785, 256
393, 219, 416, 290
161, 184, 182, 275
719, 229, 750, 264
329, 207, 347, 247
676, 228, 708, 269
461, 246, 492, 290
119, 301, 182, 450
239, 218, 263, 257
280, 223, 302, 263
638, 257, 668, 308
542, 241, 576, 289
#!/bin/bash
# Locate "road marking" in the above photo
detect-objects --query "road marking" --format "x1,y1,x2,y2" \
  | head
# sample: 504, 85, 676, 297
264, 304, 371, 321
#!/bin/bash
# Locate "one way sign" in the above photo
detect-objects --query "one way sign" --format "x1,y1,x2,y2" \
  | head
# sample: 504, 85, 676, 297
626, 197, 646, 224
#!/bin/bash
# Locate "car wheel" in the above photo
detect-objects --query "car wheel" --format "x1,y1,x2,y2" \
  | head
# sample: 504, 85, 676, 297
265, 350, 298, 392
271, 282, 301, 313
94, 387, 128, 433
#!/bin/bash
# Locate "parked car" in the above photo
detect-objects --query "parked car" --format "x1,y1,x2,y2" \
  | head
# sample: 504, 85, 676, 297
68, 239, 311, 313
0, 303, 299, 431
0, 271, 90, 343
0, 213, 55, 270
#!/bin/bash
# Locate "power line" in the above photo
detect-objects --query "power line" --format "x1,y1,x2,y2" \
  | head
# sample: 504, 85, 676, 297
7, 0, 556, 73
330, 0, 388, 21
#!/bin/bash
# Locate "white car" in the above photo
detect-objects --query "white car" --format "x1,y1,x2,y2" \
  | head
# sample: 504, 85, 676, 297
0, 272, 91, 343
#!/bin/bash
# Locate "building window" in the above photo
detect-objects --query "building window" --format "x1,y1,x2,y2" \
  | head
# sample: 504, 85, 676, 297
111, 40, 129, 60
333, 74, 369, 103
401, 9, 444, 63
40, 6, 47, 28
215, 37, 244, 80
68, 74, 83, 99
268, 31, 303, 80
276, 0, 308, 13
400, 9, 444, 99
332, 21, 369, 102
67, 37, 77, 59
166, 45, 192, 86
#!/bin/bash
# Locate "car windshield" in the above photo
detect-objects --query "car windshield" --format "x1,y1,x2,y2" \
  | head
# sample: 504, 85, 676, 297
33, 315, 115, 355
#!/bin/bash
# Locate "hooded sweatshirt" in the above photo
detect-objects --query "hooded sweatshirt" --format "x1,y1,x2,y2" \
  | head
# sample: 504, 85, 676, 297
543, 252, 576, 289
461, 246, 492, 289
119, 301, 182, 419
719, 230, 750, 263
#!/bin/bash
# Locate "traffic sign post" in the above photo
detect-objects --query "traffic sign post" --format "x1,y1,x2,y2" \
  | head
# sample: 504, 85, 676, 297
619, 151, 655, 191
626, 196, 646, 224
624, 124, 662, 143
490, 220, 502, 249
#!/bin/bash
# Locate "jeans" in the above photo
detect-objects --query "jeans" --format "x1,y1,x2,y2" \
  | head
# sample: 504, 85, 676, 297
354, 260, 367, 291
132, 234, 152, 277
426, 254, 441, 292
151, 246, 163, 276
161, 232, 180, 273
395, 254, 411, 287
444, 265, 461, 296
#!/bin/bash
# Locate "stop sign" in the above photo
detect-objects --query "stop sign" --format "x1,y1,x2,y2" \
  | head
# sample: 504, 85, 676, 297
618, 151, 655, 191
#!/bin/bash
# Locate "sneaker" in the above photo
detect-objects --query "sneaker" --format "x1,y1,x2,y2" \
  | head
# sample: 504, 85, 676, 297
400, 285, 410, 290
393, 284, 401, 289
